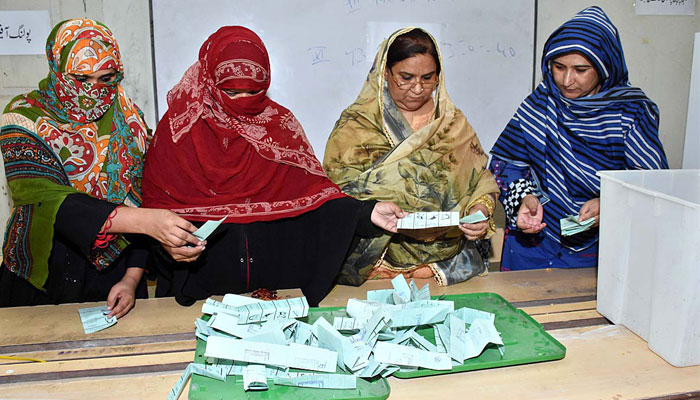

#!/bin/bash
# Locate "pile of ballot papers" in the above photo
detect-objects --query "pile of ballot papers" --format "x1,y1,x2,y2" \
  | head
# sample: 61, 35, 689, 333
168, 276, 504, 398
560, 214, 596, 236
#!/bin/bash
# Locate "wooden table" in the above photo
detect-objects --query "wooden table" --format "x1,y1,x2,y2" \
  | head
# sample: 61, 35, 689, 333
0, 268, 698, 399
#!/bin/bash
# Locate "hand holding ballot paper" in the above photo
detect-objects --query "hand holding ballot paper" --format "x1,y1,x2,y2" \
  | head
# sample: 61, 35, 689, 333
396, 211, 487, 230
78, 306, 117, 334
397, 210, 489, 241
560, 215, 596, 236
193, 217, 227, 242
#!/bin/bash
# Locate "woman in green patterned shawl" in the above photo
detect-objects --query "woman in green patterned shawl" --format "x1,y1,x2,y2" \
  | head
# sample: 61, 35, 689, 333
0, 19, 204, 317
323, 27, 499, 286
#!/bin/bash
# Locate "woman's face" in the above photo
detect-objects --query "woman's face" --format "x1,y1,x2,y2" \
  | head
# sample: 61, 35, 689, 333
551, 52, 601, 99
67, 68, 117, 85
385, 53, 438, 112
221, 88, 262, 99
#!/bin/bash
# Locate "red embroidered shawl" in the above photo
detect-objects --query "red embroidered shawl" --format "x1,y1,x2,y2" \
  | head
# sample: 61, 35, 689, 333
142, 26, 345, 222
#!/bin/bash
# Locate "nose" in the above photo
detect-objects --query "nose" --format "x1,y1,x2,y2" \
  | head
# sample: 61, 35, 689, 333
409, 81, 425, 94
563, 69, 575, 86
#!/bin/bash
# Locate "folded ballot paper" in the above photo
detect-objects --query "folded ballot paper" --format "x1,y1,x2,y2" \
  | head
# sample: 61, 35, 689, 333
193, 216, 227, 242
560, 214, 596, 236
169, 276, 504, 398
397, 210, 487, 230
78, 305, 116, 334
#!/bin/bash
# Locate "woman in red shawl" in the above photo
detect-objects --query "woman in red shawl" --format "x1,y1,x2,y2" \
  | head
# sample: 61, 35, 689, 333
142, 26, 403, 306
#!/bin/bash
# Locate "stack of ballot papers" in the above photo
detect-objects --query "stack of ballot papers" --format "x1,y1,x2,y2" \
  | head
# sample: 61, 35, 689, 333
169, 276, 504, 398
397, 210, 487, 229
560, 214, 596, 236
78, 305, 116, 334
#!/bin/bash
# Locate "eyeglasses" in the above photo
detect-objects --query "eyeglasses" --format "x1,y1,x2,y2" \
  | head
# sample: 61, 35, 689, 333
389, 72, 439, 92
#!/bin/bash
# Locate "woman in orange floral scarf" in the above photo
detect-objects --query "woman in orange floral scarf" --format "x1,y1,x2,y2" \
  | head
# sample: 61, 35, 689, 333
0, 19, 202, 317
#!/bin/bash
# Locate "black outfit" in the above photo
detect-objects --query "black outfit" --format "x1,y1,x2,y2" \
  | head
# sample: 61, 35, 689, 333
0, 194, 148, 307
155, 197, 381, 307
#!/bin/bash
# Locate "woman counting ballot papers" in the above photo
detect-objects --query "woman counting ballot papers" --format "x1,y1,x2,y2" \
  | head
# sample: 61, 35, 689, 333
0, 19, 201, 318
323, 28, 499, 287
141, 26, 404, 307
489, 7, 668, 271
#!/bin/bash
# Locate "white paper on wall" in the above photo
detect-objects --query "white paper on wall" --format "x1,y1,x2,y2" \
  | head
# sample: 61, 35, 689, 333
635, 0, 695, 16
0, 10, 51, 55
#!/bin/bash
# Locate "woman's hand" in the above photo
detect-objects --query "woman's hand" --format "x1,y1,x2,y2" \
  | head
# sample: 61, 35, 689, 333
161, 243, 205, 263
579, 198, 600, 227
107, 208, 203, 248
517, 194, 547, 234
106, 267, 143, 319
459, 204, 490, 241
140, 209, 202, 247
107, 208, 205, 262
371, 201, 407, 233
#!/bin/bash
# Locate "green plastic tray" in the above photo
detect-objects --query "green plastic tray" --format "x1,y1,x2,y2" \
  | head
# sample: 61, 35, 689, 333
188, 315, 390, 400
188, 371, 389, 400
298, 292, 566, 379
393, 292, 566, 377
188, 292, 565, 397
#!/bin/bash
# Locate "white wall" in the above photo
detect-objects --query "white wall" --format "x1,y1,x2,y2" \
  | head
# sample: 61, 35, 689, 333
0, 0, 697, 248
151, 0, 536, 157
0, 0, 155, 127
0, 0, 154, 249
537, 1, 700, 169
683, 32, 700, 168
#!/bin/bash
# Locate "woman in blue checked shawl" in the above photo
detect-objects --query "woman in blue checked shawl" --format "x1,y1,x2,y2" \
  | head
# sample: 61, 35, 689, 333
489, 6, 668, 270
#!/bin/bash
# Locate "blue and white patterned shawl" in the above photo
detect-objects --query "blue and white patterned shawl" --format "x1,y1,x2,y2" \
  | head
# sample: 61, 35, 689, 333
490, 6, 668, 251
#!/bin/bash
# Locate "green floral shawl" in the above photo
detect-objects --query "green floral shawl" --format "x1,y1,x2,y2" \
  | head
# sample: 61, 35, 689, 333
0, 19, 149, 290
323, 27, 499, 286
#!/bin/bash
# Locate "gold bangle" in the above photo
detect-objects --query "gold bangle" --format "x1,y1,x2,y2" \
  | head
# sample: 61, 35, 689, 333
469, 195, 496, 216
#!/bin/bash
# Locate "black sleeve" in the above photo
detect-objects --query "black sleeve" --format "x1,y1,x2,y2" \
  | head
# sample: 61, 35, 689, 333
125, 233, 150, 271
355, 199, 384, 237
54, 193, 118, 256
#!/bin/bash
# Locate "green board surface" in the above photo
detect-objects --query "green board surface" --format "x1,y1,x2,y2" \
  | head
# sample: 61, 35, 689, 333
188, 292, 565, 398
